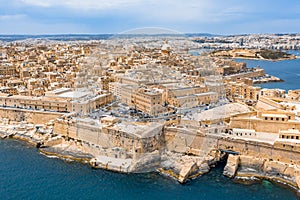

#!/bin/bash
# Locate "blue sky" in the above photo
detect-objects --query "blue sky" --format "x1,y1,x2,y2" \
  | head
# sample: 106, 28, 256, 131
0, 0, 300, 34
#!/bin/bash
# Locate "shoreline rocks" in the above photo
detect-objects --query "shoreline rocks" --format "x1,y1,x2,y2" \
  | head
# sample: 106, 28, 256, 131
40, 148, 92, 163
40, 145, 93, 163
178, 162, 198, 183
223, 154, 239, 178
222, 154, 300, 192
235, 171, 300, 193
158, 150, 224, 183
253, 75, 284, 84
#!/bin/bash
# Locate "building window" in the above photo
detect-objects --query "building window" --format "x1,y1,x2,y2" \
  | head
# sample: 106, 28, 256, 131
270, 117, 273, 120
282, 118, 284, 121
276, 118, 279, 121
265, 117, 268, 120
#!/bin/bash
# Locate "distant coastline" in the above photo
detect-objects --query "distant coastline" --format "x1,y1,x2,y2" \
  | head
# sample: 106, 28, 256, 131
210, 49, 296, 61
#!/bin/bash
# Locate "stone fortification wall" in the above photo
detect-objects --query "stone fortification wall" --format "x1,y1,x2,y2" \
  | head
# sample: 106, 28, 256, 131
225, 69, 265, 81
0, 107, 63, 124
53, 119, 164, 154
215, 136, 300, 164
167, 127, 300, 164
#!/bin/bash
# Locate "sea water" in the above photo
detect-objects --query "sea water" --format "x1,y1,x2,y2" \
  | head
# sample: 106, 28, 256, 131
235, 53, 300, 91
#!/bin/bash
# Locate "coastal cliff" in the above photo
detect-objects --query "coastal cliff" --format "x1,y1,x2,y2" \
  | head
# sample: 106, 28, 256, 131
223, 154, 300, 190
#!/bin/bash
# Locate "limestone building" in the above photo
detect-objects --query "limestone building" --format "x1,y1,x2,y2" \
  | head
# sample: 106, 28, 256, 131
131, 88, 165, 116
226, 79, 261, 102
230, 109, 300, 133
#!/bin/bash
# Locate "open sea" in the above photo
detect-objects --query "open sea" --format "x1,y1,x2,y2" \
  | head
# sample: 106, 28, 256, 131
0, 38, 300, 199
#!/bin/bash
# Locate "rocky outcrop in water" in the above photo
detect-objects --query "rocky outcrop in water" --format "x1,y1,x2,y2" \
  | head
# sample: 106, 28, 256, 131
157, 149, 224, 183
178, 162, 198, 183
223, 154, 239, 178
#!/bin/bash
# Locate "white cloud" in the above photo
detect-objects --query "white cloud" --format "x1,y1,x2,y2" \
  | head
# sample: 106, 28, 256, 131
19, 0, 229, 14
0, 17, 89, 34
20, 0, 143, 10
205, 6, 246, 23
0, 14, 26, 20
20, 0, 52, 7
1, 0, 299, 34
17, 0, 248, 23
136, 1, 246, 23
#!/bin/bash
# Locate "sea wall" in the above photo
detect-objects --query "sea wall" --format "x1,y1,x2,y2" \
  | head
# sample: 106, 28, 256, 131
173, 131, 300, 164
225, 69, 265, 81
53, 118, 164, 157
216, 136, 300, 164
0, 107, 63, 124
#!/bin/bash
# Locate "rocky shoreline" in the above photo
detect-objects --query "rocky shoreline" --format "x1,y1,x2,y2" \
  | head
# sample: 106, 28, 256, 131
253, 75, 284, 84
0, 126, 221, 182
1, 127, 300, 195
223, 154, 300, 194
157, 150, 224, 183
229, 56, 296, 62
0, 126, 93, 163
40, 146, 93, 163
235, 172, 299, 191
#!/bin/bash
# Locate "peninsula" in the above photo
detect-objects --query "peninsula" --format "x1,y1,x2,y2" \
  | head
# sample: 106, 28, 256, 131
0, 34, 300, 193
210, 49, 296, 61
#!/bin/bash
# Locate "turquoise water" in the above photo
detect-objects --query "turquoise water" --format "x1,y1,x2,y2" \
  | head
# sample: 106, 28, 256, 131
1, 139, 299, 200
235, 54, 300, 91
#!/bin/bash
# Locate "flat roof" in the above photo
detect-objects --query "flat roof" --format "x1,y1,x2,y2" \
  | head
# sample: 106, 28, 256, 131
279, 129, 300, 134
195, 92, 217, 96
192, 103, 251, 121
261, 114, 288, 118
0, 93, 9, 97
52, 87, 72, 95
176, 92, 217, 99
58, 91, 90, 99
232, 128, 255, 132
115, 122, 163, 138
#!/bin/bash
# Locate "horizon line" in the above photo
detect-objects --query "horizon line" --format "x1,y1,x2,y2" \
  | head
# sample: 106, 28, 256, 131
0, 32, 299, 36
